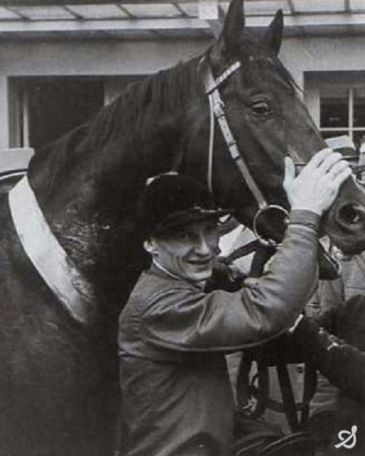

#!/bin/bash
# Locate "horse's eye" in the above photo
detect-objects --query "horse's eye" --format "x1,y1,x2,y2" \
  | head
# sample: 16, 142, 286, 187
251, 100, 272, 116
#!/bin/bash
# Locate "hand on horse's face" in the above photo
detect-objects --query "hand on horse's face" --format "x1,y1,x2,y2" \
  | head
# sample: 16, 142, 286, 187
284, 148, 352, 216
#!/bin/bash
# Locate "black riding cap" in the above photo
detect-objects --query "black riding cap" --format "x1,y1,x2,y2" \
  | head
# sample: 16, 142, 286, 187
138, 173, 231, 238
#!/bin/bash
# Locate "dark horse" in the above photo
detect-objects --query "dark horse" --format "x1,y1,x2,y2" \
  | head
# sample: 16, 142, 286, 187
1, 1, 365, 455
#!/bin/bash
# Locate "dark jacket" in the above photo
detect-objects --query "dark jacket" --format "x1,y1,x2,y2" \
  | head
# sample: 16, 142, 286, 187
291, 300, 365, 456
292, 305, 365, 404
118, 211, 319, 456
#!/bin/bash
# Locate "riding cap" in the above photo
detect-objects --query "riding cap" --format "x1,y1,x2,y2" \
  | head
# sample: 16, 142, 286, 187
138, 172, 231, 238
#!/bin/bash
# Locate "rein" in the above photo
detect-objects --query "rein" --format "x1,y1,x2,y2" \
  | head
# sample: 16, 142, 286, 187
202, 58, 289, 246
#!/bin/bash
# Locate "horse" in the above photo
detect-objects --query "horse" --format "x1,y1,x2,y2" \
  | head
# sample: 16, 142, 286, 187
1, 0, 365, 455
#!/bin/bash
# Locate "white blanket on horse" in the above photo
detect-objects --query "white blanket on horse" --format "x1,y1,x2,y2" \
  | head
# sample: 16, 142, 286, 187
8, 176, 96, 325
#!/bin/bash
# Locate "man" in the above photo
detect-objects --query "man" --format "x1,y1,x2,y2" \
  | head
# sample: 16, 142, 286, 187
118, 149, 351, 456
289, 298, 365, 456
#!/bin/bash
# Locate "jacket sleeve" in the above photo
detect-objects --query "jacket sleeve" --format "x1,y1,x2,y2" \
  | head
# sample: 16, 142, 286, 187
140, 210, 320, 352
291, 316, 365, 403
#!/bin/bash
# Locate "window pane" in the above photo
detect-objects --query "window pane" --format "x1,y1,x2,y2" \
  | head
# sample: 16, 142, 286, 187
320, 88, 349, 128
354, 88, 365, 127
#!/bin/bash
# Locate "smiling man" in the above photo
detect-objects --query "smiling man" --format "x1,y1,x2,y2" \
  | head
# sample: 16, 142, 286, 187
118, 150, 351, 456
146, 219, 220, 284
145, 220, 221, 285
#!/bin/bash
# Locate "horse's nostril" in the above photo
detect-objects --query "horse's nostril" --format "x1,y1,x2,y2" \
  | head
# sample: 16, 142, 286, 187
338, 204, 365, 227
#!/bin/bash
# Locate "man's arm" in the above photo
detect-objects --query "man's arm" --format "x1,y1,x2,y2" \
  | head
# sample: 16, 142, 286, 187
291, 316, 365, 403
141, 150, 352, 352
141, 210, 319, 352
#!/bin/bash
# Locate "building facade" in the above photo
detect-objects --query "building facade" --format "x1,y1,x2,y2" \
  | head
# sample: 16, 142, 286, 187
0, 1, 364, 155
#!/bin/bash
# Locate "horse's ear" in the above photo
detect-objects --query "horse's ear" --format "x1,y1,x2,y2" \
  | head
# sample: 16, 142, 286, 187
263, 9, 283, 55
223, 0, 244, 55
210, 0, 244, 63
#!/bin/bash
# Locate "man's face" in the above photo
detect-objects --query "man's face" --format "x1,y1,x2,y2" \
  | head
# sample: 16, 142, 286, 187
151, 219, 220, 283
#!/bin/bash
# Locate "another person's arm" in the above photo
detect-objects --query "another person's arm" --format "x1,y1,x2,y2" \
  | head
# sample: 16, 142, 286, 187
291, 315, 365, 403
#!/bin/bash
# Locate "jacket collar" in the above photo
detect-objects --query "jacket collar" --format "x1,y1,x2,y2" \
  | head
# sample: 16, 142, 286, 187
149, 261, 206, 290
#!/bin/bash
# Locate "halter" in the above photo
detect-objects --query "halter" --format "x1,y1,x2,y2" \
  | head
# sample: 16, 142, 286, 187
202, 58, 365, 246
202, 58, 289, 246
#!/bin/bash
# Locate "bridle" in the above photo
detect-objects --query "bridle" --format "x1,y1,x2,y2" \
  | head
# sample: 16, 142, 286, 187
202, 57, 289, 246
201, 57, 365, 247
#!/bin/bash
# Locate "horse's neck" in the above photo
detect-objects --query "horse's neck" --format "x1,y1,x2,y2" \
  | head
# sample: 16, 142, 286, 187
27, 58, 201, 281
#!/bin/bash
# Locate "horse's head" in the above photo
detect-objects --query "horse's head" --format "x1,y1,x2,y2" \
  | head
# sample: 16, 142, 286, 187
184, 0, 365, 255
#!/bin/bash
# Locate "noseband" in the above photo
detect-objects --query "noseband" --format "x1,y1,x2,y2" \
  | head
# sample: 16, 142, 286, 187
202, 58, 289, 246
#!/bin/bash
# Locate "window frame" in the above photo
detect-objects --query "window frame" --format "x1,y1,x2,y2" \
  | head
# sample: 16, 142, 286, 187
320, 86, 365, 143
305, 72, 365, 151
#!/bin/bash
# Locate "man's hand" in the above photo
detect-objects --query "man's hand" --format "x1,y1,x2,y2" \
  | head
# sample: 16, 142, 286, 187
284, 148, 352, 216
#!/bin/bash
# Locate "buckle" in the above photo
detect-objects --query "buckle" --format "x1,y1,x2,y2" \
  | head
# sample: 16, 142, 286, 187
253, 205, 290, 247
213, 99, 225, 118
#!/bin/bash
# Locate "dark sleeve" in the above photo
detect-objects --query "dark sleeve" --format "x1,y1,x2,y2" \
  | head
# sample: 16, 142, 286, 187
140, 210, 320, 352
291, 316, 365, 403
316, 295, 365, 350
315, 307, 341, 333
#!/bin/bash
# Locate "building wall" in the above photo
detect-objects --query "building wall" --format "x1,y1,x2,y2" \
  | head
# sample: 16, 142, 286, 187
280, 35, 365, 123
0, 33, 365, 148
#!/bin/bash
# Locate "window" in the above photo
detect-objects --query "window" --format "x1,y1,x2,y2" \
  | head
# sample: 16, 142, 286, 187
9, 77, 105, 149
9, 75, 145, 150
320, 86, 365, 151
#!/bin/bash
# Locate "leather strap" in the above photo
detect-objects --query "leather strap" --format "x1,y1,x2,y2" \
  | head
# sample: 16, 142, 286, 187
204, 61, 241, 94
204, 61, 268, 211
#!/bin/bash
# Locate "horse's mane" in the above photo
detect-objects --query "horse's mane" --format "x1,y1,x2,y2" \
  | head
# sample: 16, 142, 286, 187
31, 57, 200, 164
28, 55, 201, 194
122, 56, 200, 130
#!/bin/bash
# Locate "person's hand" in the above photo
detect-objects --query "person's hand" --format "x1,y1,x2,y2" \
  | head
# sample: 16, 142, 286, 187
284, 148, 352, 216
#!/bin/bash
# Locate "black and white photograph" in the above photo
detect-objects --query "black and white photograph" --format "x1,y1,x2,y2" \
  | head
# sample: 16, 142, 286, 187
0, 1, 364, 455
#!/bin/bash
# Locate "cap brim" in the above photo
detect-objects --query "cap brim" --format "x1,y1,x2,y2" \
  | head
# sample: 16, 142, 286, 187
153, 207, 232, 236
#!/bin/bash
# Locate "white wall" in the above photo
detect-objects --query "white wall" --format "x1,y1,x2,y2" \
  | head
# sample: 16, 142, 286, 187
281, 35, 365, 78
279, 35, 365, 127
